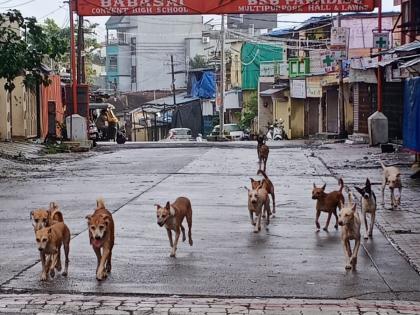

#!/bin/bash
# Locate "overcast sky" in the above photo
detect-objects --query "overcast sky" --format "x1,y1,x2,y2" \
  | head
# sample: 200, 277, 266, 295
0, 0, 400, 41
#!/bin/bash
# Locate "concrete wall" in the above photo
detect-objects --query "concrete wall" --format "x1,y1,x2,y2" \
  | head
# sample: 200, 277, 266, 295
230, 42, 243, 89
274, 95, 291, 139
0, 81, 11, 141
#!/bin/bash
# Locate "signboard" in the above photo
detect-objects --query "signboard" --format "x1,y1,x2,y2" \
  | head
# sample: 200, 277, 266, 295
306, 76, 322, 98
75, 0, 375, 16
290, 79, 306, 99
330, 27, 349, 59
309, 51, 338, 74
260, 62, 277, 77
373, 32, 390, 49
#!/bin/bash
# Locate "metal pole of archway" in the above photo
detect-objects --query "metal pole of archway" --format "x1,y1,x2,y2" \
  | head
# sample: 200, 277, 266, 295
219, 14, 225, 138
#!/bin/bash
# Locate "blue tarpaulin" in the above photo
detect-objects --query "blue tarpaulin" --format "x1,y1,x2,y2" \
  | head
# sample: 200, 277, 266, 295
191, 71, 216, 99
403, 78, 420, 152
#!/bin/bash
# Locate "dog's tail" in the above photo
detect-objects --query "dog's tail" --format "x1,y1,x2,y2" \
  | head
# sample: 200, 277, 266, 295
257, 169, 269, 180
49, 202, 59, 210
348, 191, 354, 206
51, 211, 64, 222
96, 198, 106, 209
338, 178, 344, 192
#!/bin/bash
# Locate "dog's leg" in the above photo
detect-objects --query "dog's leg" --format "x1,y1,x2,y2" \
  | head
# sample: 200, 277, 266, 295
255, 211, 262, 233
49, 253, 57, 278
186, 212, 193, 246
62, 239, 69, 277
40, 252, 47, 281
315, 210, 321, 231
166, 228, 173, 248
271, 191, 276, 215
55, 245, 62, 272
265, 200, 271, 227
323, 212, 332, 231
390, 188, 395, 209
180, 224, 186, 242
249, 210, 255, 226
344, 240, 352, 270
381, 178, 386, 206
333, 210, 338, 229
93, 246, 101, 274
106, 250, 112, 273
263, 158, 267, 173
97, 247, 111, 280
369, 212, 375, 238
350, 238, 361, 269
363, 211, 369, 239
258, 158, 262, 172
171, 228, 181, 257
42, 255, 52, 281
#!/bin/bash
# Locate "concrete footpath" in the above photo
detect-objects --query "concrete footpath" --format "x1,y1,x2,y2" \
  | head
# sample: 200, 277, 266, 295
1, 294, 420, 314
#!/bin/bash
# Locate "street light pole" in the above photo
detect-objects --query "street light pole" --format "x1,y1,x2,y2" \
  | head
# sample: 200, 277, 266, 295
219, 14, 226, 138
377, 0, 383, 113
337, 12, 346, 137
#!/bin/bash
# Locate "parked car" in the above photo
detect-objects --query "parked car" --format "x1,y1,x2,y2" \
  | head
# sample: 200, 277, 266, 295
211, 124, 244, 141
167, 128, 192, 141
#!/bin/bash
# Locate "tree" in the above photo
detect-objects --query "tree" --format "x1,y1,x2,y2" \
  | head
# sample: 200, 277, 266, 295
0, 10, 66, 135
189, 55, 209, 69
42, 18, 102, 84
239, 94, 258, 129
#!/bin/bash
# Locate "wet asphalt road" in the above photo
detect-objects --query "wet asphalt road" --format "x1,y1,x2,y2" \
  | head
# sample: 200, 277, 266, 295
0, 146, 419, 300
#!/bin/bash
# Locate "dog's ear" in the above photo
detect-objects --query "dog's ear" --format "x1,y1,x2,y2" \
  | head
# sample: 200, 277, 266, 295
321, 183, 326, 190
165, 201, 170, 210
250, 178, 255, 183
365, 178, 371, 186
48, 227, 52, 234
154, 203, 161, 209
351, 203, 357, 212
85, 215, 92, 223
30, 210, 34, 220
396, 173, 401, 178
354, 186, 363, 195
243, 186, 250, 192
313, 183, 316, 189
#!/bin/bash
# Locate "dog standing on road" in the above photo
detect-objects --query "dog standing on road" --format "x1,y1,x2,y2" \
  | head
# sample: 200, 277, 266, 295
338, 192, 361, 270
86, 198, 115, 281
380, 162, 402, 209
355, 178, 377, 239
35, 222, 70, 281
155, 197, 193, 258
246, 183, 271, 233
30, 202, 64, 231
257, 135, 269, 172
251, 170, 276, 216
312, 178, 345, 231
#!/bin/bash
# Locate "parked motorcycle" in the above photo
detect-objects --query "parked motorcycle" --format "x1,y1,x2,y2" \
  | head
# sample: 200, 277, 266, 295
266, 120, 287, 141
88, 122, 126, 145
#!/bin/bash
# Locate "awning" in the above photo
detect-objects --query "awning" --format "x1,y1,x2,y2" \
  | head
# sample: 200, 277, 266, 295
401, 56, 420, 68
260, 88, 286, 97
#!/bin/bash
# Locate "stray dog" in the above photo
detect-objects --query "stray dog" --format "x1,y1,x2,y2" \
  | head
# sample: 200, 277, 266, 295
246, 183, 271, 233
380, 162, 402, 209
355, 178, 377, 239
338, 192, 361, 270
250, 169, 276, 215
312, 178, 344, 231
155, 197, 193, 257
257, 135, 269, 172
86, 198, 115, 281
30, 202, 64, 231
35, 222, 70, 281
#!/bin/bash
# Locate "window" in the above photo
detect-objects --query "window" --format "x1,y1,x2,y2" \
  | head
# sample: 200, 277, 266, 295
108, 55, 118, 72
131, 66, 137, 83
117, 31, 127, 45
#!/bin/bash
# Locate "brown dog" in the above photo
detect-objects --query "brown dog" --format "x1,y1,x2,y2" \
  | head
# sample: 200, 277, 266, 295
257, 135, 269, 172
338, 192, 361, 270
155, 197, 193, 258
30, 202, 64, 231
251, 170, 276, 215
86, 198, 115, 281
35, 222, 70, 281
312, 178, 345, 231
246, 183, 271, 233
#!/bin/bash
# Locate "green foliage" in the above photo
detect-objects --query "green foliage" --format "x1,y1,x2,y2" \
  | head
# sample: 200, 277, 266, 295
189, 55, 209, 69
239, 94, 258, 129
0, 10, 65, 92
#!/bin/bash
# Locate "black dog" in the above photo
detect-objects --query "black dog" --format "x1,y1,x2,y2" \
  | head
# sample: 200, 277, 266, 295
355, 178, 377, 239
257, 135, 269, 172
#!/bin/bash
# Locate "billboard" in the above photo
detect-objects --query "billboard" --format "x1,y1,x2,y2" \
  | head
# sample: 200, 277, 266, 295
75, 0, 376, 16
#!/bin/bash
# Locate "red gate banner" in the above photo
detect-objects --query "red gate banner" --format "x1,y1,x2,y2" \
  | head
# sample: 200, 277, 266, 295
75, 0, 375, 16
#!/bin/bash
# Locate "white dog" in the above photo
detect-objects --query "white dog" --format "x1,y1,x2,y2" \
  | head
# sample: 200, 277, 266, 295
380, 162, 402, 209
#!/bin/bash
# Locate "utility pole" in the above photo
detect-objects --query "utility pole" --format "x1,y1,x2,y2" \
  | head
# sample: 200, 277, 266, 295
337, 12, 346, 137
377, 0, 383, 113
219, 14, 226, 138
77, 16, 85, 84
68, 0, 77, 140
171, 55, 177, 108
